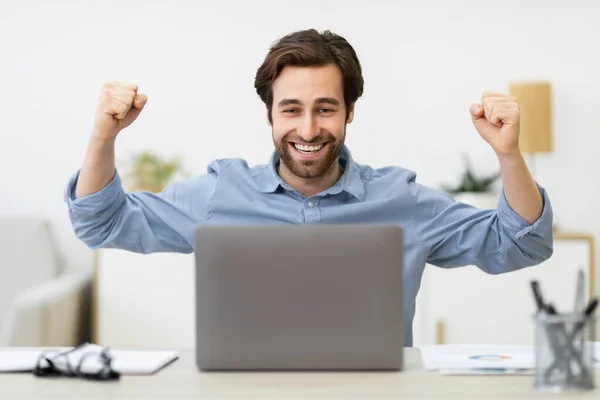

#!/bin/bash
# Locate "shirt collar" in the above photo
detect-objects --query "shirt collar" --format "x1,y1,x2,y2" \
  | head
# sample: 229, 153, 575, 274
256, 145, 366, 202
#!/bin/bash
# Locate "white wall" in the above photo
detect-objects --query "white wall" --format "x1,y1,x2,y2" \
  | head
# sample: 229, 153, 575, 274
1, 0, 599, 278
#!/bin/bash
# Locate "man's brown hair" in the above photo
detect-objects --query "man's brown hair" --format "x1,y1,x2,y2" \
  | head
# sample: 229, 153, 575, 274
254, 29, 364, 123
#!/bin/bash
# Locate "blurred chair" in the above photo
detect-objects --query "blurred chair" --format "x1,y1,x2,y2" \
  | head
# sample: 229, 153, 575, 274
0, 217, 92, 346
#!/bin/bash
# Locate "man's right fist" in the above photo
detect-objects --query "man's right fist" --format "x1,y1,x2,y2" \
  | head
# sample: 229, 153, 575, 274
93, 82, 148, 140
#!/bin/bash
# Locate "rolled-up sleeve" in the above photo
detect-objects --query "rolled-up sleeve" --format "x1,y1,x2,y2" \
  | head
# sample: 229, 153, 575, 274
414, 180, 554, 275
64, 169, 215, 254
64, 169, 126, 219
496, 183, 553, 241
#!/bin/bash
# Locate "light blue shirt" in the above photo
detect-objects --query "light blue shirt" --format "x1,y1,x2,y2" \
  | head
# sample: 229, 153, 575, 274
65, 146, 554, 346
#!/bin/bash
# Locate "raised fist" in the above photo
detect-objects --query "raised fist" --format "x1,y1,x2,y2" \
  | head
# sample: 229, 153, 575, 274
93, 81, 148, 140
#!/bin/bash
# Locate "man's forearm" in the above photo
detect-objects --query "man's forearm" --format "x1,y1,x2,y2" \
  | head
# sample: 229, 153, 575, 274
74, 135, 117, 199
496, 151, 543, 224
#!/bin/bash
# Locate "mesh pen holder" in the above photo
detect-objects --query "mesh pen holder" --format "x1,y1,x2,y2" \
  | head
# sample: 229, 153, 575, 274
533, 312, 596, 392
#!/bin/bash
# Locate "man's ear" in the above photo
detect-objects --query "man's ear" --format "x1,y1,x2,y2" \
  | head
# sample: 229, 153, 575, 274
346, 102, 355, 124
266, 106, 272, 126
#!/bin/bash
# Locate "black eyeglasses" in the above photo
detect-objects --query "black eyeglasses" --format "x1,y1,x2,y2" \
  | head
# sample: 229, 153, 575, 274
33, 343, 120, 381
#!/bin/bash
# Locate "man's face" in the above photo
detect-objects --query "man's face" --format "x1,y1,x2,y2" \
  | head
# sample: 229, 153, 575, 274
269, 64, 354, 179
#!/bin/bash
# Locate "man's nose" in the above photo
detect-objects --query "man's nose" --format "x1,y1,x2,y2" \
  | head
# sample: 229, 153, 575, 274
297, 114, 320, 142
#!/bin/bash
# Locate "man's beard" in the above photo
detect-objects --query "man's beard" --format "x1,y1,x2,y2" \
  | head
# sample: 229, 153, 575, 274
274, 129, 345, 179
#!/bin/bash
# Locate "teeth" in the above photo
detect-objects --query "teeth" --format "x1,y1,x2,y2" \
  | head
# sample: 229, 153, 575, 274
294, 143, 324, 152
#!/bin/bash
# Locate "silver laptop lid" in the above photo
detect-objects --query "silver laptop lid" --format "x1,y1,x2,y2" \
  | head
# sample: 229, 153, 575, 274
195, 224, 404, 370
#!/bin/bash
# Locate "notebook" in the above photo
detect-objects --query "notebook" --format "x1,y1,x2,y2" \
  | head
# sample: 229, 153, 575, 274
419, 344, 534, 371
0, 349, 66, 372
419, 343, 600, 376
0, 343, 178, 375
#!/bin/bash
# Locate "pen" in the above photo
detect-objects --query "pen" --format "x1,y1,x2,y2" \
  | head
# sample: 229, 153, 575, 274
530, 281, 547, 312
575, 269, 585, 313
570, 297, 599, 336
583, 297, 598, 318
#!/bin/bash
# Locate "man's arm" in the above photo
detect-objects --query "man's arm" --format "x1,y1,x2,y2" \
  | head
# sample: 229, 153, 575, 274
65, 169, 214, 254
75, 136, 117, 198
496, 151, 543, 224
76, 81, 146, 198
413, 180, 553, 275
66, 81, 208, 254
470, 91, 543, 225
414, 91, 554, 274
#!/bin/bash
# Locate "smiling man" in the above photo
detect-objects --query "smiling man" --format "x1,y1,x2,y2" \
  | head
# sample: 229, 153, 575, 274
65, 29, 553, 346
269, 65, 350, 196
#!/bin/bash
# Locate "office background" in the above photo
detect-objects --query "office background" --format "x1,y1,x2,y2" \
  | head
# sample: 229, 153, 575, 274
0, 0, 598, 346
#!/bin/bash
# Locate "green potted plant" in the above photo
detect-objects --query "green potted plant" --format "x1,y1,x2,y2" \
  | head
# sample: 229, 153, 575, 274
442, 154, 501, 209
121, 151, 187, 193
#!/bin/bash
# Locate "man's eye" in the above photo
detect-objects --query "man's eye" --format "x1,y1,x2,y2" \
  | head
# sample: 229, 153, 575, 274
283, 109, 299, 113
319, 108, 334, 113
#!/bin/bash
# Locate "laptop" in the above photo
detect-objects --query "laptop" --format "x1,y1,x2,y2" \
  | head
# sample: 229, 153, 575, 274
194, 224, 404, 371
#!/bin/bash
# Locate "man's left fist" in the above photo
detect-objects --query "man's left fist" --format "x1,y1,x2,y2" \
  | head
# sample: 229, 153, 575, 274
470, 92, 520, 156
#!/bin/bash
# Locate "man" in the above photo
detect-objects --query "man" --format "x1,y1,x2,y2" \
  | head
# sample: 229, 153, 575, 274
65, 29, 553, 346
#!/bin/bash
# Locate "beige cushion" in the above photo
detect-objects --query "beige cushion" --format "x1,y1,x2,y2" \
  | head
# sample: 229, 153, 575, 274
0, 271, 91, 346
0, 218, 62, 327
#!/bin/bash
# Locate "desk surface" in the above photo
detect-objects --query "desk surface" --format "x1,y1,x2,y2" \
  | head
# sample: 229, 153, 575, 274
0, 348, 598, 400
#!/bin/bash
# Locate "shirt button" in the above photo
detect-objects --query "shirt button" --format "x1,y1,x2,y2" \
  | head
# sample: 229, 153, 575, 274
307, 201, 314, 208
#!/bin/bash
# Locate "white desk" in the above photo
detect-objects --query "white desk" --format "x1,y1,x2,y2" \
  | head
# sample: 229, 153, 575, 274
0, 348, 598, 399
